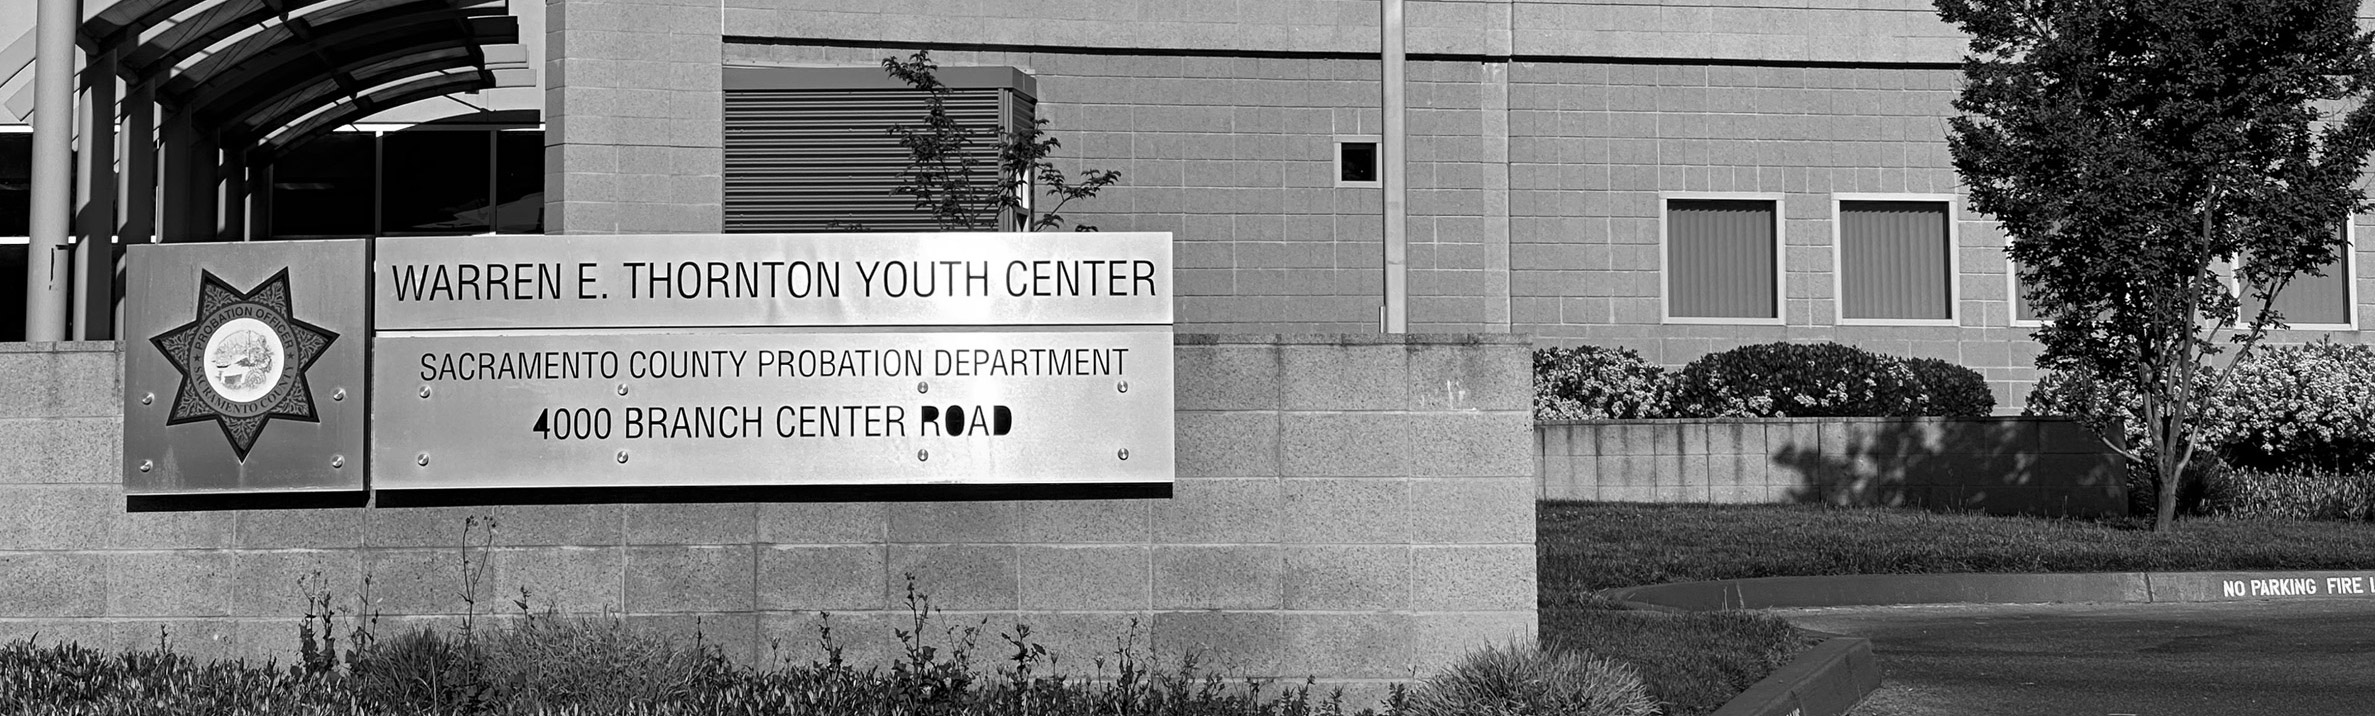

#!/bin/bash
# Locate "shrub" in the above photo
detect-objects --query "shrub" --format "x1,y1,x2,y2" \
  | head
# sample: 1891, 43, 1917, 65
1666, 342, 1919, 418
1900, 357, 1996, 418
476, 609, 737, 710
344, 626, 493, 712
1403, 642, 1658, 716
2196, 341, 2375, 472
1534, 345, 1672, 421
2212, 466, 2375, 521
2023, 366, 2140, 445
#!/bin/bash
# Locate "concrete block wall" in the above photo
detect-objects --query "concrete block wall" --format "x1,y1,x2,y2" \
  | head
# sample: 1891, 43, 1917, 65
1536, 417, 2125, 516
0, 337, 1534, 699
573, 3, 2375, 406
721, 43, 1404, 333
546, 0, 724, 233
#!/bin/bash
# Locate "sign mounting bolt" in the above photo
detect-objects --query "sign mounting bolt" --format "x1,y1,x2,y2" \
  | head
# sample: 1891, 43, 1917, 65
617, 384, 629, 396
917, 449, 930, 462
917, 381, 929, 394
331, 455, 345, 469
419, 386, 432, 399
1117, 448, 1130, 461
616, 450, 630, 464
416, 453, 430, 466
141, 393, 153, 405
332, 388, 346, 402
1117, 380, 1129, 393
138, 460, 152, 473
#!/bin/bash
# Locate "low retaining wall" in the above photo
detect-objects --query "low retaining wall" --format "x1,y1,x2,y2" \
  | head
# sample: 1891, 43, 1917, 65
1538, 417, 2125, 516
0, 335, 1536, 699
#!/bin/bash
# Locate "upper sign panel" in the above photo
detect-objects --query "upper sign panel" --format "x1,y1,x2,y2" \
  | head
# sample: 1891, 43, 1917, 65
374, 232, 1173, 330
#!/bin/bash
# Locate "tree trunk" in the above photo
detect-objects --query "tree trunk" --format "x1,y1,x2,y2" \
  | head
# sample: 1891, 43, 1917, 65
2155, 443, 2181, 532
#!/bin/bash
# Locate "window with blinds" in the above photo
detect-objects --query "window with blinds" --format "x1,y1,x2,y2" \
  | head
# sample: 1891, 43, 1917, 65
2011, 233, 2352, 328
2012, 262, 2042, 324
1838, 200, 1953, 322
1665, 198, 1781, 321
723, 65, 1037, 233
2244, 237, 2355, 327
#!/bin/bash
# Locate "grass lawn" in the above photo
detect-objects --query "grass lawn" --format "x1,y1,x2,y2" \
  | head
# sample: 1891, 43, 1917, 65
1542, 501, 2375, 593
1537, 501, 2375, 715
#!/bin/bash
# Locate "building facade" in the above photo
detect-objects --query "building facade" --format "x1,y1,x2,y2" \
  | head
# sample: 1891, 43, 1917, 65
5, 0, 2371, 397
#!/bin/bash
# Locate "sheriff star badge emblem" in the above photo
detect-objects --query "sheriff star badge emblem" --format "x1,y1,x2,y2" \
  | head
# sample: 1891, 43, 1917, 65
150, 269, 338, 461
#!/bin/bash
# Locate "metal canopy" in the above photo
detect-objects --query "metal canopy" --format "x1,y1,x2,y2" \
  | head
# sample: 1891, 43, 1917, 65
253, 66, 525, 159
82, 0, 527, 150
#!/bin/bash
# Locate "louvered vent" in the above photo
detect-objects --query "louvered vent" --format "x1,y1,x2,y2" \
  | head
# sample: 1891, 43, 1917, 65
723, 67, 1036, 233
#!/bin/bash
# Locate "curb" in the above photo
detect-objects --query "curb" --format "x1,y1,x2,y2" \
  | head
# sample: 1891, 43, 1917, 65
1706, 634, 1878, 716
1603, 569, 2375, 611
1609, 569, 2375, 716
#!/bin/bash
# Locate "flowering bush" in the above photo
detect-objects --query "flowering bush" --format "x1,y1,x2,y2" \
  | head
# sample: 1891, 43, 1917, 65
1533, 345, 1672, 420
2197, 341, 2375, 471
1666, 342, 1924, 418
2212, 466, 2375, 521
2023, 366, 2145, 449
1901, 357, 1997, 418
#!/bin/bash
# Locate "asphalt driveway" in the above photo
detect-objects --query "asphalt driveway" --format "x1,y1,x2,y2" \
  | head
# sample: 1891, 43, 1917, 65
1774, 599, 2375, 716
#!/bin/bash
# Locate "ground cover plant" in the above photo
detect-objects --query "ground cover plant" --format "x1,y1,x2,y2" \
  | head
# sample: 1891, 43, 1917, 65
1536, 604, 1811, 716
1540, 501, 2375, 592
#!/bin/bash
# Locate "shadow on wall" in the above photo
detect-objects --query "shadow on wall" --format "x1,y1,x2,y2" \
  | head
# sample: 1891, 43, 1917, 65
1770, 418, 2124, 517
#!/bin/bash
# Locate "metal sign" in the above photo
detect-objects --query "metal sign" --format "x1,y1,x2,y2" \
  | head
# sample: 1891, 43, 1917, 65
374, 232, 1173, 330
123, 240, 369, 495
122, 232, 1174, 503
371, 330, 1172, 489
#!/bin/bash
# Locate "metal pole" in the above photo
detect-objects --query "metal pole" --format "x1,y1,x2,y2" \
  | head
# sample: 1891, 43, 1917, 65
1381, 0, 1408, 333
26, 0, 78, 341
73, 51, 118, 339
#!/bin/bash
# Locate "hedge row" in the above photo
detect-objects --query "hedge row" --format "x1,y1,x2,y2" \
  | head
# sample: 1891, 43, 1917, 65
1534, 342, 1995, 421
2026, 341, 2375, 520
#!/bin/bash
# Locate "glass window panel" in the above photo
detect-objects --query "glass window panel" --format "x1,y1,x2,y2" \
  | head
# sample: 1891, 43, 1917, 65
0, 134, 31, 237
2245, 245, 2352, 326
1667, 199, 1778, 319
1339, 142, 1377, 183
0, 243, 24, 341
494, 130, 544, 234
2013, 263, 2042, 322
268, 133, 376, 237
1839, 201, 1951, 320
381, 130, 491, 235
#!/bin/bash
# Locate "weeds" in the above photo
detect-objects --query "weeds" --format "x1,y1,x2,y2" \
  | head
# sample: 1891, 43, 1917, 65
4, 572, 1429, 716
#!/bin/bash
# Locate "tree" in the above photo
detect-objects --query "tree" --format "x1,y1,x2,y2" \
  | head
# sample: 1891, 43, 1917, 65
1937, 0, 2375, 530
880, 50, 1120, 231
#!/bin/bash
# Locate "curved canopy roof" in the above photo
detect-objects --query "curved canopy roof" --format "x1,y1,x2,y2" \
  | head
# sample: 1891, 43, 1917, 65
80, 0, 529, 154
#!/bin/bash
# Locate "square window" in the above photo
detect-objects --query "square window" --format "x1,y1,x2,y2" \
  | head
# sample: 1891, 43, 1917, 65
1335, 137, 1379, 187
1665, 197, 1780, 321
2244, 231, 2354, 328
1838, 199, 1953, 322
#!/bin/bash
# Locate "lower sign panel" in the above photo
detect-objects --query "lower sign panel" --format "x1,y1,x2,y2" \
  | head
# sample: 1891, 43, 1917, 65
372, 331, 1172, 489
